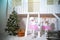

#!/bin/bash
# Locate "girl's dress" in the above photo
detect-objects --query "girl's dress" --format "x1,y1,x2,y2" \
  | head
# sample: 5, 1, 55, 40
42, 25, 52, 31
29, 24, 38, 31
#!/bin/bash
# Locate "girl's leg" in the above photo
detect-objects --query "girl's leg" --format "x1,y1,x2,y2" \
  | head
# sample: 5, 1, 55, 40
32, 30, 34, 36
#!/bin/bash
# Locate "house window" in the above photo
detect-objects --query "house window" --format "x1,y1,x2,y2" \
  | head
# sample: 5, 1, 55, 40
12, 0, 22, 7
47, 0, 54, 5
28, 0, 40, 12
28, 0, 33, 12
47, 0, 60, 5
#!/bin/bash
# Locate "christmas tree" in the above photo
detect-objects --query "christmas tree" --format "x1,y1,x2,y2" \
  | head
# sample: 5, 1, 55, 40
5, 10, 19, 36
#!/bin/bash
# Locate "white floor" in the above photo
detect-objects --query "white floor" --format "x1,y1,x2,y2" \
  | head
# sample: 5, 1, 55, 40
5, 34, 47, 40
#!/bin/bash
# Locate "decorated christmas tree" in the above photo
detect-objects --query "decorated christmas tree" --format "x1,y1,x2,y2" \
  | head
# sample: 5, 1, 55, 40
5, 10, 19, 35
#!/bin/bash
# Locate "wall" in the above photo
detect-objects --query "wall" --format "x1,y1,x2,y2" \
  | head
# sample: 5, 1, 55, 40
0, 0, 7, 34
15, 0, 60, 14
40, 0, 60, 13
0, 0, 7, 40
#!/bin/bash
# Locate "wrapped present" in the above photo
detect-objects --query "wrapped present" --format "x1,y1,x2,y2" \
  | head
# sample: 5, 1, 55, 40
17, 29, 25, 37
